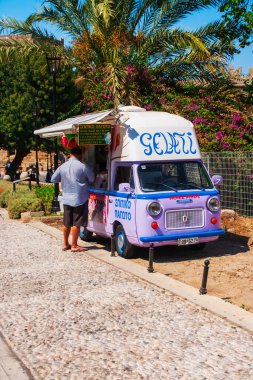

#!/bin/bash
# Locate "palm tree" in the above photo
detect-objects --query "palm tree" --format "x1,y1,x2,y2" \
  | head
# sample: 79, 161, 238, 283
0, 0, 235, 108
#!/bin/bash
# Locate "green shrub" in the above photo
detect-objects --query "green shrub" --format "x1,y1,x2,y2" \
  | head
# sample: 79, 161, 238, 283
0, 182, 55, 217
0, 179, 12, 192
0, 181, 13, 208
0, 189, 13, 208
8, 194, 43, 219
35, 185, 54, 214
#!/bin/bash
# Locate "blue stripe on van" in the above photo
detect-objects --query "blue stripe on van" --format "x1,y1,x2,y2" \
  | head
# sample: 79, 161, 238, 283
89, 188, 111, 195
89, 188, 219, 199
134, 190, 219, 199
89, 188, 134, 198
140, 229, 225, 243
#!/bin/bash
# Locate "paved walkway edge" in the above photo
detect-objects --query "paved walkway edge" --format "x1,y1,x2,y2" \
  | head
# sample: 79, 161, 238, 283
30, 220, 253, 334
0, 332, 31, 380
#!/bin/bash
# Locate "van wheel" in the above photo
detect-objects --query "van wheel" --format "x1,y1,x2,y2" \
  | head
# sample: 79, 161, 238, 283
191, 243, 206, 251
115, 225, 135, 259
80, 226, 93, 242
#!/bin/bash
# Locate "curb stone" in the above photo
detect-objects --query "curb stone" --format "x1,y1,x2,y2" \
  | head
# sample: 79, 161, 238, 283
0, 333, 31, 380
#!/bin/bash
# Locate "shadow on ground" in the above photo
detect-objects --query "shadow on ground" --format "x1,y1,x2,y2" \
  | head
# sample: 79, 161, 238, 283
91, 232, 250, 263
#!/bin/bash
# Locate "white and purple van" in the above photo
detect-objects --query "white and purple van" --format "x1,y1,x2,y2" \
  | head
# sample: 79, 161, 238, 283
80, 106, 224, 258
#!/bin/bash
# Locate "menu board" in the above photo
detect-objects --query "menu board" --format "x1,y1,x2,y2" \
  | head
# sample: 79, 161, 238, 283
78, 123, 112, 145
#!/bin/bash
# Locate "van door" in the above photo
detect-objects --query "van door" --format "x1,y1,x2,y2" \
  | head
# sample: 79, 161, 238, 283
105, 165, 137, 242
87, 145, 109, 237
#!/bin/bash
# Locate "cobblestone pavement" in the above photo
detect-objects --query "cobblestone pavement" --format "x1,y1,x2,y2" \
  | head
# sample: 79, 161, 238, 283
0, 213, 253, 380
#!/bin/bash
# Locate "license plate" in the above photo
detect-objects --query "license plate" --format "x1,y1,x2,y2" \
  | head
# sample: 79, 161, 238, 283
178, 237, 199, 246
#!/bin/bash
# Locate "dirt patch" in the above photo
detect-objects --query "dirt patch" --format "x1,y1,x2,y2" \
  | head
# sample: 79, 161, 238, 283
134, 236, 253, 312
42, 212, 253, 313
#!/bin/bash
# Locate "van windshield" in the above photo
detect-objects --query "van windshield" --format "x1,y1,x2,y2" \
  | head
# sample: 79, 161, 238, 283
138, 162, 213, 192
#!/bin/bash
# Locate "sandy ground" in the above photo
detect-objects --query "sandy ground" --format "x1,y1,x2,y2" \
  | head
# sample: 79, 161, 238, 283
43, 212, 253, 313
134, 235, 253, 312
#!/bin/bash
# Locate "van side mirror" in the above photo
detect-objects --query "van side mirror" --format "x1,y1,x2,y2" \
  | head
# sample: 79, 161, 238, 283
119, 183, 131, 192
211, 175, 223, 186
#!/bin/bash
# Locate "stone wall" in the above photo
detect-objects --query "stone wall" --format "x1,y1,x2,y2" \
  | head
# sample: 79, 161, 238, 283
0, 149, 55, 176
229, 67, 253, 87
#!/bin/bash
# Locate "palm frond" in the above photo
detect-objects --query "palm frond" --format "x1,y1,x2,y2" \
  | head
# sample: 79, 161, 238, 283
131, 0, 221, 33
30, 3, 87, 38
0, 17, 58, 40
0, 0, 236, 106
96, 0, 115, 27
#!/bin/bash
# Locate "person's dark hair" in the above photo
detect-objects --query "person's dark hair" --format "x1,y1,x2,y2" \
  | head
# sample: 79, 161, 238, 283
71, 147, 82, 156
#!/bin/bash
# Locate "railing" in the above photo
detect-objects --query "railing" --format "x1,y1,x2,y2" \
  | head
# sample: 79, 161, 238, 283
12, 177, 32, 192
202, 151, 253, 217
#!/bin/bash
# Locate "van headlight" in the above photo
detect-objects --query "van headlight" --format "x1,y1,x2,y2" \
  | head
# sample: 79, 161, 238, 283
146, 201, 162, 216
207, 197, 220, 212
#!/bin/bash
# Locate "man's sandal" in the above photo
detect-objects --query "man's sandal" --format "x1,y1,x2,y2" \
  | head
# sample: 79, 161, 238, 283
62, 245, 71, 251
71, 246, 88, 252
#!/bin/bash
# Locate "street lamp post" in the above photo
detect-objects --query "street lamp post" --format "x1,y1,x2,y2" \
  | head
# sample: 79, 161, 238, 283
33, 107, 40, 187
35, 135, 40, 187
46, 55, 61, 213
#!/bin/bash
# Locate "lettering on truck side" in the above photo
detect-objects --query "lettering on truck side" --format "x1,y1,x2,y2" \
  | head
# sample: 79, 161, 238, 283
114, 198, 132, 220
139, 131, 197, 156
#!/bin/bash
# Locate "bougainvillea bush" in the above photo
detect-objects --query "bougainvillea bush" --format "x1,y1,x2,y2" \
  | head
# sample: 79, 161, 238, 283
163, 93, 253, 152
80, 66, 253, 152
139, 73, 253, 152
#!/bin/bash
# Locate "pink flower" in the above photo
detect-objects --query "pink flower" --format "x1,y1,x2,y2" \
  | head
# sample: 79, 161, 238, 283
159, 97, 166, 105
229, 124, 238, 130
143, 104, 153, 111
222, 142, 230, 149
232, 113, 243, 126
216, 132, 223, 141
185, 103, 199, 111
127, 65, 135, 75
192, 117, 207, 124
205, 96, 212, 104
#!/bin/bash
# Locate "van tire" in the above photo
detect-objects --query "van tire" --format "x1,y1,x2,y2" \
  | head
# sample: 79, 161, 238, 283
79, 227, 93, 242
115, 225, 135, 259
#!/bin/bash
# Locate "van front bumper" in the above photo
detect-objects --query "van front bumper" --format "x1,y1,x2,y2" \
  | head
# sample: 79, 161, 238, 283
139, 229, 225, 243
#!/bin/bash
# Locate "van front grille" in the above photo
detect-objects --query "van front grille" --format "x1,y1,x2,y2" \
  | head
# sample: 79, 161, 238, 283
165, 209, 204, 230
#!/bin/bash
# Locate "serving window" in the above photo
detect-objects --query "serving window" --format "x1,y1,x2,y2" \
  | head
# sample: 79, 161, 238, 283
114, 165, 135, 191
93, 146, 109, 189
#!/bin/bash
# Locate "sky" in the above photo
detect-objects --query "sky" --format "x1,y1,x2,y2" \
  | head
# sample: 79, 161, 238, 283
0, 0, 252, 74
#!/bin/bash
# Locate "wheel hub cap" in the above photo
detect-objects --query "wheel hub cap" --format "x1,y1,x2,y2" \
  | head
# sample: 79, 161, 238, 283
118, 233, 124, 250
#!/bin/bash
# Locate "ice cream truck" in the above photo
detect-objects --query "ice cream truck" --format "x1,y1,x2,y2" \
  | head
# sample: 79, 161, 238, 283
34, 105, 224, 258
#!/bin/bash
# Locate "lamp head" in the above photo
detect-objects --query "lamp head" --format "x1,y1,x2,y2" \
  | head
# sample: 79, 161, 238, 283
46, 55, 62, 74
